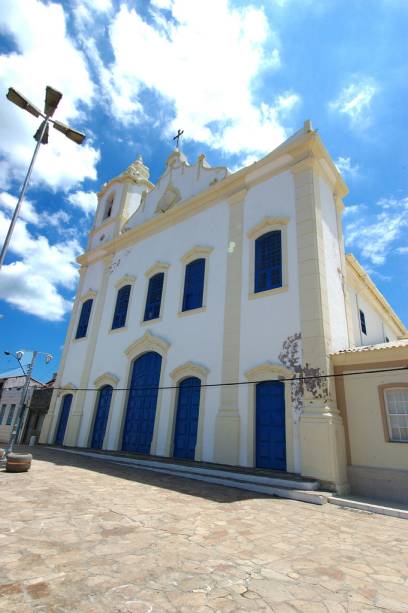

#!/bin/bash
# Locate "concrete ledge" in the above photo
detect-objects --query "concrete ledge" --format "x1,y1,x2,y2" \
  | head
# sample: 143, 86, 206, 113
329, 496, 408, 520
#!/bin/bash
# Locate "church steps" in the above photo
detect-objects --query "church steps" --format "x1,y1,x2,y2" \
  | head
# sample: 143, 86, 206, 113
45, 447, 330, 505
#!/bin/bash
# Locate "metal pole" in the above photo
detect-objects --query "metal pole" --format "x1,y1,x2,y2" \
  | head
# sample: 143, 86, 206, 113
6, 351, 37, 455
0, 119, 49, 270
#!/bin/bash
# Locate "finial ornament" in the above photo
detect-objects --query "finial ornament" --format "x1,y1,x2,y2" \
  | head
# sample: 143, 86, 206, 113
173, 129, 184, 149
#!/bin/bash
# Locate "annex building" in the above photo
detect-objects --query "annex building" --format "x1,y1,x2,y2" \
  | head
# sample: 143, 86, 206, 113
40, 121, 408, 499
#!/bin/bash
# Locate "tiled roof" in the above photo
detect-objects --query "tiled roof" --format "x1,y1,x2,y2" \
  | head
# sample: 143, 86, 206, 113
331, 339, 408, 355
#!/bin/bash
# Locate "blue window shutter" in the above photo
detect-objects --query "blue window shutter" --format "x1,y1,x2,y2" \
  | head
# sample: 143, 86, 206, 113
255, 231, 282, 293
75, 299, 93, 339
182, 258, 205, 311
112, 285, 131, 329
144, 273, 164, 321
359, 309, 367, 335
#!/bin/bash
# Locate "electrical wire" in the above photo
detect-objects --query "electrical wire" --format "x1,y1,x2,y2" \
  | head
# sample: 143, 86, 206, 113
1, 364, 407, 393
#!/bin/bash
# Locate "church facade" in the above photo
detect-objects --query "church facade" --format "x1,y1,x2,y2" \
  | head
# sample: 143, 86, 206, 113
40, 121, 407, 495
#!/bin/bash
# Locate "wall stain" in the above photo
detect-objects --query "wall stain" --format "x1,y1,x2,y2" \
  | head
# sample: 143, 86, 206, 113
279, 332, 329, 422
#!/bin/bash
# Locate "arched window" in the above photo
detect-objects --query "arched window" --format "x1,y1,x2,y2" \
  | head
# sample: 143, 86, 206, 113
182, 258, 205, 311
144, 273, 164, 321
104, 194, 114, 220
112, 284, 131, 329
254, 230, 282, 293
75, 299, 93, 339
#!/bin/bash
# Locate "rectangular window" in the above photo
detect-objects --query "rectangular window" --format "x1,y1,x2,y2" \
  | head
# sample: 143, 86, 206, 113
385, 389, 408, 442
255, 230, 282, 293
75, 299, 93, 339
6, 404, 16, 426
359, 309, 367, 335
182, 258, 205, 311
112, 284, 131, 330
0, 404, 6, 423
144, 273, 164, 321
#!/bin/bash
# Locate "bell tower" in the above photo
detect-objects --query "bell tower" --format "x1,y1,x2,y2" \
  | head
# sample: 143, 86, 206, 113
89, 155, 153, 250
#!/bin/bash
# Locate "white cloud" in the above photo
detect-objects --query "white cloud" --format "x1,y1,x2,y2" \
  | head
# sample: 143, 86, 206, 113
0, 191, 71, 231
89, 1, 299, 157
330, 79, 378, 127
397, 246, 408, 254
0, 191, 39, 225
0, 208, 81, 321
0, 0, 100, 191
343, 203, 364, 216
67, 190, 98, 215
345, 196, 408, 265
335, 156, 360, 178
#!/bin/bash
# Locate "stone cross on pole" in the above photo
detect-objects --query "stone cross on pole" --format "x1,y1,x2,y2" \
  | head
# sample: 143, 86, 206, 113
173, 129, 184, 149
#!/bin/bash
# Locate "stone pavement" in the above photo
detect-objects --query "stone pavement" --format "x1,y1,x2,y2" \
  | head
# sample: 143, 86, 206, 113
0, 447, 407, 612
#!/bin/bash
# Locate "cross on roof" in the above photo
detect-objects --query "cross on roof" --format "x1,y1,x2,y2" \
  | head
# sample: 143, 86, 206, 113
173, 129, 184, 149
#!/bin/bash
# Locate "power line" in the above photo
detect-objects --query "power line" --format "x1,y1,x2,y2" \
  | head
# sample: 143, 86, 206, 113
2, 364, 407, 393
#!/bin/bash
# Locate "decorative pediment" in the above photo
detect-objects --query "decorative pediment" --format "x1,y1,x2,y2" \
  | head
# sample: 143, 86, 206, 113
93, 373, 120, 388
170, 361, 209, 382
247, 217, 289, 240
123, 150, 229, 231
115, 274, 136, 289
244, 362, 294, 382
124, 330, 170, 360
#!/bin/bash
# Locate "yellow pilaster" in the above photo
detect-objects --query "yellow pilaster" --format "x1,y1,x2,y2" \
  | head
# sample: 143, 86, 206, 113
292, 161, 348, 493
213, 190, 246, 465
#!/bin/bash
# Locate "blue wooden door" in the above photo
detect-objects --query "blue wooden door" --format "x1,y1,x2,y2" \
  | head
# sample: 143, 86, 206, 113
122, 352, 162, 453
256, 381, 286, 470
55, 394, 73, 445
173, 377, 201, 460
91, 385, 113, 449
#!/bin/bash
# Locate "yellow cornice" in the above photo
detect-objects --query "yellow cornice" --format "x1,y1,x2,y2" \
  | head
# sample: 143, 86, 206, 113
346, 254, 407, 336
98, 175, 154, 201
78, 126, 349, 267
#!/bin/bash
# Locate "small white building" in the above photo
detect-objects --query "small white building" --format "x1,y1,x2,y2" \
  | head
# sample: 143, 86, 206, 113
40, 122, 407, 495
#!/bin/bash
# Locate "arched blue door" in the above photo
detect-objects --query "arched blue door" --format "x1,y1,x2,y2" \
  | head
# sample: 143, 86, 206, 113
122, 352, 162, 454
173, 377, 201, 460
256, 381, 286, 470
55, 394, 73, 445
91, 385, 113, 449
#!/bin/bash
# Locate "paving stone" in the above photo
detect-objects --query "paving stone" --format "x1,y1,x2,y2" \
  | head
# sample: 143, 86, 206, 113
1, 445, 407, 612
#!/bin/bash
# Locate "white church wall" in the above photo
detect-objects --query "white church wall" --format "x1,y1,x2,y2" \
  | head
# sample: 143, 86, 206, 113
349, 287, 392, 345
240, 171, 301, 373
238, 171, 301, 467
318, 175, 349, 352
61, 260, 105, 387
82, 202, 229, 456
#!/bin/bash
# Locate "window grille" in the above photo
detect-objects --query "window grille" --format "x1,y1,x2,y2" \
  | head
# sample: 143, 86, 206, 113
6, 404, 16, 426
75, 299, 93, 339
144, 273, 164, 321
182, 258, 205, 311
359, 309, 367, 335
385, 388, 408, 442
112, 285, 131, 330
254, 230, 282, 293
0, 404, 6, 423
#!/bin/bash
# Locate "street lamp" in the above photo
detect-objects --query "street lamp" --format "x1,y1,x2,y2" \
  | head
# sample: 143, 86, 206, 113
0, 85, 86, 270
2, 350, 53, 456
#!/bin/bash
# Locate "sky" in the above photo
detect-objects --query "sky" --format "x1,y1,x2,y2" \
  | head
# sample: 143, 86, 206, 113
0, 0, 407, 382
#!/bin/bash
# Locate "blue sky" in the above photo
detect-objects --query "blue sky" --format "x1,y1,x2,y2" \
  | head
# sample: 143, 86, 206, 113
0, 0, 407, 382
